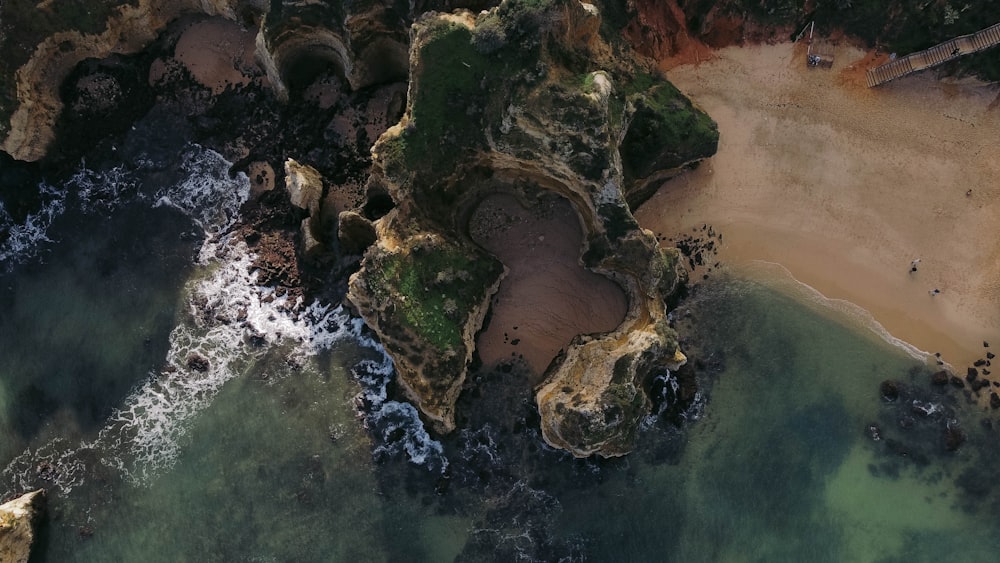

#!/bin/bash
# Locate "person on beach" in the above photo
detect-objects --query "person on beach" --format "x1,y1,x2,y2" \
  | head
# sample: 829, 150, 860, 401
910, 258, 920, 273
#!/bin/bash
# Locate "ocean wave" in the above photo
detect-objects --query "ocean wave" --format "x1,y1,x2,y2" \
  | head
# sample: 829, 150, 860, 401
71, 162, 140, 215
350, 332, 449, 473
153, 145, 249, 237
95, 240, 359, 483
0, 182, 66, 268
737, 260, 932, 363
2, 143, 447, 495
0, 143, 243, 270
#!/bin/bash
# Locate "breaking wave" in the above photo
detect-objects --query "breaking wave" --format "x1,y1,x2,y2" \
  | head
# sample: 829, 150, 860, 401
0, 181, 66, 268
2, 142, 447, 496
350, 328, 449, 473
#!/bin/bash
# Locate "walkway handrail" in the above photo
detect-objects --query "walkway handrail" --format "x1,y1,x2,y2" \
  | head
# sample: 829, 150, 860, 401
867, 22, 1000, 87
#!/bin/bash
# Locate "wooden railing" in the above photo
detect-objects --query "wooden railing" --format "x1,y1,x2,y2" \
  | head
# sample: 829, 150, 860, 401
867, 22, 1000, 88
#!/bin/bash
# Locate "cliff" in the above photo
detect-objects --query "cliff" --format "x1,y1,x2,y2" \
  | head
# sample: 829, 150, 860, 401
347, 0, 717, 455
0, 0, 411, 161
0, 489, 46, 563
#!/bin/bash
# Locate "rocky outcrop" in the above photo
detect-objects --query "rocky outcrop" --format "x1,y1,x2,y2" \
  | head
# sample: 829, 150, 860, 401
254, 0, 409, 101
347, 0, 716, 455
0, 0, 260, 160
0, 489, 46, 563
337, 211, 377, 255
0, 0, 408, 161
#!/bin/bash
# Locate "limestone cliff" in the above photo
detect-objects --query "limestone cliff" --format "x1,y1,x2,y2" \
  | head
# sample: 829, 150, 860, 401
0, 0, 261, 160
347, 0, 717, 455
0, 489, 46, 563
0, 0, 408, 161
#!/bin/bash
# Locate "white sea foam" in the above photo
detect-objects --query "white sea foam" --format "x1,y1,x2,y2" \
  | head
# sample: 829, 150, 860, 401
153, 144, 249, 237
0, 182, 66, 268
3, 146, 352, 489
93, 240, 361, 483
71, 162, 139, 214
349, 327, 449, 473
742, 260, 933, 364
2, 141, 446, 494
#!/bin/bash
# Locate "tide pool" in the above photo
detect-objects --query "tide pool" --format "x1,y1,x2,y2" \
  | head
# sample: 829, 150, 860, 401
3, 156, 999, 561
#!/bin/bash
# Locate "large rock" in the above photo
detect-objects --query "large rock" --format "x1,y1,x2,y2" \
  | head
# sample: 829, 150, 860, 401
0, 489, 46, 563
284, 158, 324, 217
0, 0, 259, 161
336, 210, 377, 255
348, 0, 715, 455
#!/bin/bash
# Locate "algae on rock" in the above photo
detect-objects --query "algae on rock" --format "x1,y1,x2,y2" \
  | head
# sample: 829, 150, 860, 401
348, 0, 718, 456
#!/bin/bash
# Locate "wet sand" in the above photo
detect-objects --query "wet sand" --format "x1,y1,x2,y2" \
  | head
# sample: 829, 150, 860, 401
150, 18, 261, 95
471, 194, 627, 379
636, 41, 1000, 371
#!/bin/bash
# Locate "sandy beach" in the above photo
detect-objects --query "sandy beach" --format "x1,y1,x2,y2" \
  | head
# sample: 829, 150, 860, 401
636, 41, 1000, 373
471, 193, 627, 379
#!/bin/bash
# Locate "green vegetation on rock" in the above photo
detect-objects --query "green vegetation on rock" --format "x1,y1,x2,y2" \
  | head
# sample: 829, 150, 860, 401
402, 23, 492, 174
365, 240, 503, 351
621, 75, 719, 180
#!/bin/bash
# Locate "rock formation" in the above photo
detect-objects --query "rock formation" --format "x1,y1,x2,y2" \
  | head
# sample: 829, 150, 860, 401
0, 489, 46, 563
347, 0, 717, 456
0, 0, 408, 161
0, 0, 718, 458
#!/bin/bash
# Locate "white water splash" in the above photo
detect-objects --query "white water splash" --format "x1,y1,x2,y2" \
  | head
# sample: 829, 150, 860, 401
0, 182, 66, 267
95, 240, 360, 483
3, 142, 446, 495
743, 260, 933, 364
71, 162, 139, 214
153, 144, 249, 237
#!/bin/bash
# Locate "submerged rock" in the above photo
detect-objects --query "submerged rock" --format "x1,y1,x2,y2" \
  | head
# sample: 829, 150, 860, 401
0, 489, 46, 563
930, 370, 950, 386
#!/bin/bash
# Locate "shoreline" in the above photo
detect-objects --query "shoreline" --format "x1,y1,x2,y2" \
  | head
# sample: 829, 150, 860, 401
637, 41, 1000, 377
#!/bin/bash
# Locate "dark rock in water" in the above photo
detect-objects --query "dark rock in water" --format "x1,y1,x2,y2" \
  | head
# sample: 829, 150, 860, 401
966, 367, 978, 381
944, 421, 966, 452
950, 376, 965, 388
930, 370, 950, 386
186, 353, 210, 372
880, 380, 900, 402
974, 359, 987, 367
983, 369, 991, 376
972, 379, 991, 392
898, 416, 915, 430
990, 393, 1000, 409
987, 352, 995, 359
866, 422, 882, 441
985, 341, 990, 348
910, 400, 937, 418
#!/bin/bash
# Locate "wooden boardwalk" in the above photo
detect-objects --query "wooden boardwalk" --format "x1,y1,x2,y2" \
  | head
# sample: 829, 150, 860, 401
867, 22, 1000, 87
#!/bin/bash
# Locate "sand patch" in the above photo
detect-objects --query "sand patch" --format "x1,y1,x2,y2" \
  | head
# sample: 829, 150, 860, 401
636, 41, 1000, 373
471, 194, 627, 379
172, 18, 261, 94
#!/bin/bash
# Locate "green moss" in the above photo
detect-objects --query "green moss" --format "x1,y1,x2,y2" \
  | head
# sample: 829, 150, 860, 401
621, 78, 718, 179
366, 241, 503, 351
401, 23, 492, 172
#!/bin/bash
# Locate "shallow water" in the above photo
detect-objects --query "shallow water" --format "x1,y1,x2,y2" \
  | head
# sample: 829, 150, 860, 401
3, 155, 1000, 562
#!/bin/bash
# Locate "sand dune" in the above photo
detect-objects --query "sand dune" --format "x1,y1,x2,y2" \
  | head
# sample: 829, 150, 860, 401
472, 193, 627, 379
636, 41, 1000, 372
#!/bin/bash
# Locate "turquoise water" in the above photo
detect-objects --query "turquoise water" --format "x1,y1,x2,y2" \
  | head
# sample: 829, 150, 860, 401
3, 155, 1000, 561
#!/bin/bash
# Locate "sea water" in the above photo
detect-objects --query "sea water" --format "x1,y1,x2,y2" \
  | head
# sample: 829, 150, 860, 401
3, 151, 1000, 562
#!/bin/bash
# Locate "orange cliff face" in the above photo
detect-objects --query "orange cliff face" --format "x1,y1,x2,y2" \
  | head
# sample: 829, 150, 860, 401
622, 0, 692, 60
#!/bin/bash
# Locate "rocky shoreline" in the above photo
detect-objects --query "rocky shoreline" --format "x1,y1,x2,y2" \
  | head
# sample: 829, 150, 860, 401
0, 0, 722, 465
